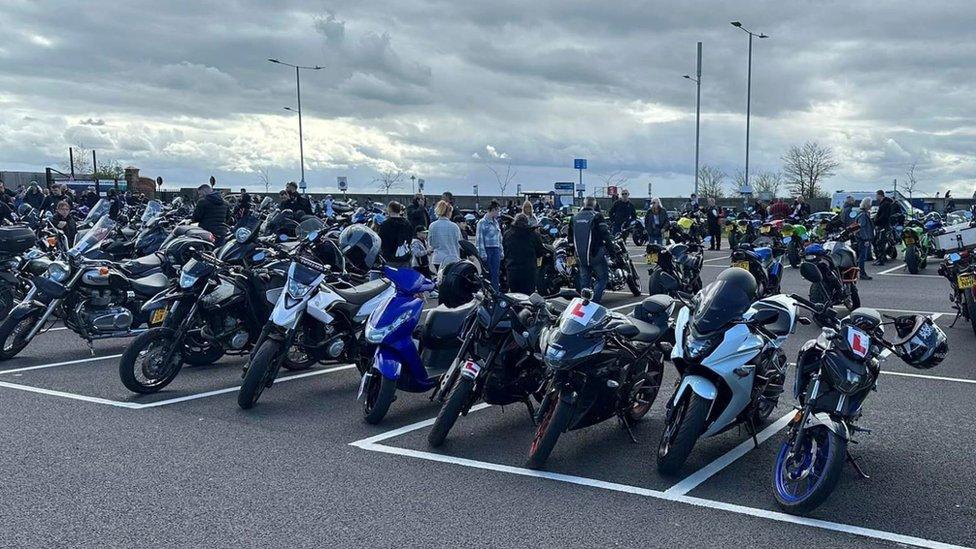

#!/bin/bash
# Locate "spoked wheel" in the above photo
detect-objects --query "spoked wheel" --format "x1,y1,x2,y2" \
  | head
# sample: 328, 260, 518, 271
0, 309, 41, 360
119, 328, 184, 394
773, 425, 847, 514
282, 327, 316, 371
362, 371, 397, 425
626, 367, 663, 424
525, 395, 573, 469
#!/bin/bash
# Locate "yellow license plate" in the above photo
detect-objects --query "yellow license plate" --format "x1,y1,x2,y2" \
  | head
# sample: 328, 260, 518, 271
733, 260, 750, 270
645, 252, 658, 264
566, 256, 576, 267
760, 226, 771, 234
904, 236, 916, 246
958, 274, 974, 290
150, 308, 168, 325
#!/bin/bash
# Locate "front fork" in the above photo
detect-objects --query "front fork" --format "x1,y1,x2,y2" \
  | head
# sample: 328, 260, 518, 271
431, 321, 480, 402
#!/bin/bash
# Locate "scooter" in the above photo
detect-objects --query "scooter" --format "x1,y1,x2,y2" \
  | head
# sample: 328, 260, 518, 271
359, 266, 475, 424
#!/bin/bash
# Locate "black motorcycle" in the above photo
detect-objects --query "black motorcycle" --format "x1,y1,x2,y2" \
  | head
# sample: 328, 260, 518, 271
619, 218, 647, 246
774, 265, 947, 513
525, 289, 672, 469
645, 241, 704, 297
801, 226, 861, 315
607, 235, 642, 296
117, 249, 287, 393
938, 250, 976, 337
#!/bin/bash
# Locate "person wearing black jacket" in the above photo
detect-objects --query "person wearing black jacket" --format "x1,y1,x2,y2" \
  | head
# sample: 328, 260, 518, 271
503, 213, 546, 294
52, 200, 77, 244
191, 184, 229, 239
873, 189, 895, 266
235, 188, 252, 220
644, 197, 669, 245
281, 182, 313, 218
40, 185, 65, 214
608, 189, 637, 234
568, 197, 612, 302
406, 194, 430, 230
378, 201, 414, 266
705, 197, 722, 250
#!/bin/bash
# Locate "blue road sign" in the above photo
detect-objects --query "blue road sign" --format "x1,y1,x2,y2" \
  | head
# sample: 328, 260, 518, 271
574, 158, 587, 170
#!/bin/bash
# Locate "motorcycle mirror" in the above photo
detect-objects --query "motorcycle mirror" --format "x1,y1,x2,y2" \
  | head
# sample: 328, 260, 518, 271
799, 262, 823, 283
751, 308, 780, 326
307, 230, 319, 242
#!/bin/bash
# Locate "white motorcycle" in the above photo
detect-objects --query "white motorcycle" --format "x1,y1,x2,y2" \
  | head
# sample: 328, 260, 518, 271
656, 267, 807, 475
237, 228, 393, 409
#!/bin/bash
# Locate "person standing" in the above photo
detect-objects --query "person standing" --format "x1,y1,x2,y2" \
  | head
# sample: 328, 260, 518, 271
323, 194, 335, 218
840, 195, 856, 223
503, 213, 546, 295
235, 188, 252, 220
429, 200, 462, 277
377, 201, 414, 267
476, 201, 504, 291
281, 181, 313, 218
569, 197, 611, 302
407, 194, 429, 230
410, 226, 433, 278
608, 189, 637, 235
856, 197, 874, 280
684, 193, 700, 215
52, 200, 77, 244
191, 184, 230, 239
706, 197, 722, 251
522, 200, 539, 227
873, 189, 894, 266
644, 197, 669, 246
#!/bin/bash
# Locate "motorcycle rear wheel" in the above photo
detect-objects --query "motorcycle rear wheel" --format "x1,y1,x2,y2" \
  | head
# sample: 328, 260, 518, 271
237, 339, 281, 409
119, 328, 183, 394
427, 376, 475, 447
773, 425, 846, 514
905, 246, 919, 274
966, 293, 976, 338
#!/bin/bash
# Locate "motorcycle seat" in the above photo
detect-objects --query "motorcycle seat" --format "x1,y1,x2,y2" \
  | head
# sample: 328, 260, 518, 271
424, 300, 477, 343
334, 279, 389, 306
120, 253, 162, 275
627, 317, 663, 343
638, 295, 674, 316
129, 272, 170, 296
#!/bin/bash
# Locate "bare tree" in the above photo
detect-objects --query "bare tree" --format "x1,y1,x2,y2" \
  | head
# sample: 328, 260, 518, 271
598, 170, 630, 193
752, 170, 783, 198
374, 168, 405, 197
60, 146, 93, 175
904, 161, 919, 200
782, 141, 839, 199
474, 145, 517, 196
697, 164, 727, 198
256, 166, 272, 194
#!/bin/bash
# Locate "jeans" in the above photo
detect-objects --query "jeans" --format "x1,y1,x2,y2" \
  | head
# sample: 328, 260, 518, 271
485, 247, 502, 291
858, 240, 871, 274
648, 235, 663, 246
578, 254, 609, 303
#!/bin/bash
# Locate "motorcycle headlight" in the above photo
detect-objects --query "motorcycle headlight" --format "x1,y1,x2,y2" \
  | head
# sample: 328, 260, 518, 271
235, 227, 252, 243
46, 261, 69, 283
287, 277, 315, 299
685, 331, 719, 359
365, 311, 413, 343
179, 271, 198, 289
545, 345, 566, 361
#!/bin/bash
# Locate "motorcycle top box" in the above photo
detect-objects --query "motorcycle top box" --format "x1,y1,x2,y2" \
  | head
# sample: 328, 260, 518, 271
0, 226, 37, 255
932, 221, 976, 252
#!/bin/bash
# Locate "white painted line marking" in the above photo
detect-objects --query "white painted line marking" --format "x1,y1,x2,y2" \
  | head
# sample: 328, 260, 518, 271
664, 411, 795, 496
0, 354, 124, 375
881, 371, 976, 385
351, 415, 968, 549
0, 380, 141, 409
702, 256, 728, 264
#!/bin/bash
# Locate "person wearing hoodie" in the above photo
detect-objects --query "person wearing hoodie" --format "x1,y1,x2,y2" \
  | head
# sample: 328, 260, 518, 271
191, 184, 229, 239
503, 213, 546, 294
24, 183, 44, 210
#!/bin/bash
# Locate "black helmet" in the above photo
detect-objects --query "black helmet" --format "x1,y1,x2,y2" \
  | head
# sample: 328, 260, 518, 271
438, 260, 481, 308
338, 224, 381, 273
716, 267, 758, 302
890, 315, 947, 369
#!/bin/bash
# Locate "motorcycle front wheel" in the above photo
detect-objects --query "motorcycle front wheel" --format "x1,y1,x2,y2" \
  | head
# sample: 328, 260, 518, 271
657, 392, 710, 475
119, 328, 184, 394
427, 376, 475, 447
773, 425, 847, 514
525, 395, 573, 469
237, 339, 281, 409
626, 262, 642, 296
362, 371, 397, 425
0, 308, 42, 360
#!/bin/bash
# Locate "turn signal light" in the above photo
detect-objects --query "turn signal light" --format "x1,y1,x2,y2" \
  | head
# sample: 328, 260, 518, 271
99, 267, 110, 275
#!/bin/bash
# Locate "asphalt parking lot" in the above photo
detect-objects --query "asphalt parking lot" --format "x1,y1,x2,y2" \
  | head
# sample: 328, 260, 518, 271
1, 245, 973, 548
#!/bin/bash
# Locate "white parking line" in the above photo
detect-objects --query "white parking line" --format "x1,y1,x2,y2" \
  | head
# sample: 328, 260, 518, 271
874, 263, 942, 279
0, 354, 124, 375
350, 410, 967, 549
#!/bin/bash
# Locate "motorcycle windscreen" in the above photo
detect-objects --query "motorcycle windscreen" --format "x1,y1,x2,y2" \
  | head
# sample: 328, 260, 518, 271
83, 199, 112, 226
68, 216, 117, 257
691, 280, 752, 334
140, 200, 163, 223
556, 298, 608, 336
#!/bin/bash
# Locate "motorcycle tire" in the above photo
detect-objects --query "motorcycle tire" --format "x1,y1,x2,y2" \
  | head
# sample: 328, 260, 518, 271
847, 284, 860, 311
362, 371, 397, 425
905, 246, 919, 274
182, 333, 225, 366
657, 392, 710, 475
427, 376, 475, 448
627, 268, 642, 297
633, 232, 647, 247
0, 308, 42, 360
966, 293, 976, 338
539, 262, 561, 297
788, 242, 800, 269
773, 425, 847, 514
119, 328, 184, 394
237, 339, 281, 410
525, 395, 573, 469
0, 283, 15, 320
626, 368, 663, 424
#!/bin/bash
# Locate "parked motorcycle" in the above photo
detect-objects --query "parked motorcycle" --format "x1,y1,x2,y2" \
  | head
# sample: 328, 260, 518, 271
607, 235, 642, 296
730, 243, 784, 298
619, 218, 647, 246
802, 226, 861, 315
782, 219, 811, 269
645, 241, 703, 297
938, 250, 976, 337
902, 218, 939, 274
657, 267, 800, 475
526, 289, 672, 469
773, 264, 947, 513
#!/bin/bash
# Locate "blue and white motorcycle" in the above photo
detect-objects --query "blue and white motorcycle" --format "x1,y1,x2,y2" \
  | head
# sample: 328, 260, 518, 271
359, 266, 475, 424
730, 242, 784, 299
656, 267, 804, 475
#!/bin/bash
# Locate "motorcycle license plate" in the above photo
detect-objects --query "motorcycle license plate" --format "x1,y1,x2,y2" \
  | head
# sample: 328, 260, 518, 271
760, 226, 771, 234
958, 273, 975, 290
645, 252, 658, 264
566, 256, 576, 267
150, 308, 167, 325
733, 260, 750, 270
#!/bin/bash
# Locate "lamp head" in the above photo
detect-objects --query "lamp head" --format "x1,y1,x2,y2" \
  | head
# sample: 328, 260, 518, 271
730, 21, 742, 27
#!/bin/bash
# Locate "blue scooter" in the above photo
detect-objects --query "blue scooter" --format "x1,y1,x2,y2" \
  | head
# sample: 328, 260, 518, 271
359, 265, 476, 424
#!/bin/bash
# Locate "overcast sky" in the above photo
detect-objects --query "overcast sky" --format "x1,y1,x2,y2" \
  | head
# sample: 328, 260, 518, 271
1, 0, 973, 197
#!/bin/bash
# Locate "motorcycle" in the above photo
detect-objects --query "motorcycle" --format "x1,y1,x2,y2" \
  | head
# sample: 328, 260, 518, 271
360, 266, 474, 424
782, 219, 811, 269
773, 264, 947, 512
730, 243, 784, 298
802, 225, 861, 315
0, 217, 175, 359
645, 240, 704, 297
938, 250, 976, 337
902, 218, 939, 274
607, 235, 642, 297
619, 218, 647, 246
117, 249, 287, 393
526, 288, 672, 468
657, 267, 801, 475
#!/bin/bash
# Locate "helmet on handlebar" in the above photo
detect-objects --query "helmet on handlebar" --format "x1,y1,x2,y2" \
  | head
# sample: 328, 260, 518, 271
438, 260, 481, 308
890, 314, 947, 369
338, 224, 381, 273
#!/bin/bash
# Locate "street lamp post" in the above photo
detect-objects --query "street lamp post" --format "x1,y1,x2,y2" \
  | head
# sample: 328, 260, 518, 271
269, 58, 323, 193
730, 22, 768, 191
683, 41, 702, 196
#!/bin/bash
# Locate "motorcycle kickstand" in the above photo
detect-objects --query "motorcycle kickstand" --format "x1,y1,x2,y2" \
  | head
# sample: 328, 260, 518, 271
86, 339, 95, 356
847, 450, 870, 479
745, 417, 760, 449
618, 416, 638, 444
949, 309, 962, 329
